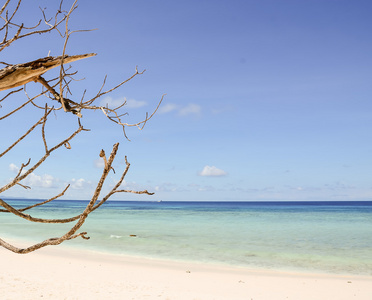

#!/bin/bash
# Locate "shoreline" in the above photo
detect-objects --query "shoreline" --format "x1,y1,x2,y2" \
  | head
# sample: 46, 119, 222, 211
4, 235, 370, 277
1, 244, 371, 300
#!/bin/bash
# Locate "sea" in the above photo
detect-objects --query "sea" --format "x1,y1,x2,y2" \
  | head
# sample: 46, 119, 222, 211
1, 199, 372, 275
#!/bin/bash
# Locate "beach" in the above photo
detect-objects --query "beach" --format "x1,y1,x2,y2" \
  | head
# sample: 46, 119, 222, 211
1, 201, 372, 299
3, 200, 372, 275
1, 245, 371, 300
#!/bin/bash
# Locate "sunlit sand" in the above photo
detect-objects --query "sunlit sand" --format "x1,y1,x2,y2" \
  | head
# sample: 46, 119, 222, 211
1, 246, 371, 300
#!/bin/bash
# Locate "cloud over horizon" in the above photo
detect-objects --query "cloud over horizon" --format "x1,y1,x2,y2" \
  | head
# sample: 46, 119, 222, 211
158, 103, 201, 116
70, 178, 91, 190
9, 163, 57, 188
101, 96, 147, 109
178, 103, 201, 116
199, 165, 227, 177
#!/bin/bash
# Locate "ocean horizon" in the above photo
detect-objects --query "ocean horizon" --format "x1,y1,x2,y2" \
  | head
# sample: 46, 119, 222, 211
1, 199, 372, 276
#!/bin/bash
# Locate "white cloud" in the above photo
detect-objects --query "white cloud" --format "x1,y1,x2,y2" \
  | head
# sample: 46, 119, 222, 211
158, 103, 201, 116
179, 103, 201, 116
101, 96, 121, 107
71, 178, 90, 190
118, 179, 148, 191
126, 99, 147, 108
199, 165, 227, 177
158, 103, 178, 114
9, 163, 19, 173
9, 163, 56, 187
23, 173, 55, 188
154, 182, 179, 192
101, 96, 147, 109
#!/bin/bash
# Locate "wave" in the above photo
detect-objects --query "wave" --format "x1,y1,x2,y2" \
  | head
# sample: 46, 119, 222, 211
109, 234, 123, 239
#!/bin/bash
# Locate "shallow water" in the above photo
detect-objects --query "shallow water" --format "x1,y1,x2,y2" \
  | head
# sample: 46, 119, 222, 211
1, 200, 372, 275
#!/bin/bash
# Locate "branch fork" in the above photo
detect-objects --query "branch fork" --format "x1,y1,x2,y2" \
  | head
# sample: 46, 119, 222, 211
0, 0, 161, 254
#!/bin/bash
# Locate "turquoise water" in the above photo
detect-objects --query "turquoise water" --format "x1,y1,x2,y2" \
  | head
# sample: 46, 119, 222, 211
1, 200, 372, 275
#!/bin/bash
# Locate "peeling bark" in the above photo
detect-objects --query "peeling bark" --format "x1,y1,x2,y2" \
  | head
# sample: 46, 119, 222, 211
0, 53, 96, 91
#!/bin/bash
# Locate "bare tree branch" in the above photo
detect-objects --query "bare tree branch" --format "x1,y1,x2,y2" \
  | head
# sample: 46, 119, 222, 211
0, 0, 163, 254
0, 109, 52, 158
0, 54, 96, 92
0, 184, 70, 213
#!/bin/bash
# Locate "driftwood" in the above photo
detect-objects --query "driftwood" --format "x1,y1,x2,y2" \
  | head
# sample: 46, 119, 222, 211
0, 53, 96, 91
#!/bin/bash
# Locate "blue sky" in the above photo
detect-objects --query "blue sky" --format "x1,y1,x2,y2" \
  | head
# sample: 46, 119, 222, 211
1, 0, 372, 201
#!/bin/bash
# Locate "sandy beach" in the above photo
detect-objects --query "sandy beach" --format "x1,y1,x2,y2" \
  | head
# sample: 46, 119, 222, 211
0, 245, 371, 300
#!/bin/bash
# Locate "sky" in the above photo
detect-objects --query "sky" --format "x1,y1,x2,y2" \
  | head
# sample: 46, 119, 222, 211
1, 0, 372, 201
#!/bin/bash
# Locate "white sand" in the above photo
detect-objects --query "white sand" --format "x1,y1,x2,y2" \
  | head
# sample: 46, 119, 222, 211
0, 245, 371, 300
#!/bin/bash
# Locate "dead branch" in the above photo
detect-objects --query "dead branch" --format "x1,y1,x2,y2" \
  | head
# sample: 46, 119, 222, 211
0, 54, 96, 92
0, 109, 52, 158
0, 0, 161, 254
0, 143, 115, 253
0, 0, 78, 52
0, 119, 85, 195
0, 184, 70, 213
0, 87, 22, 103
